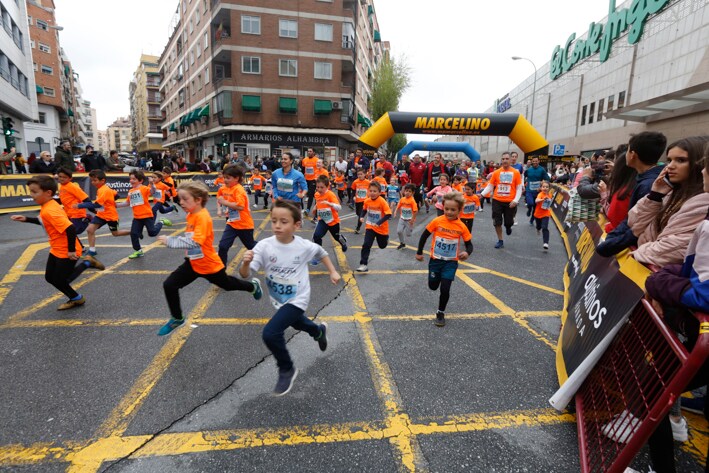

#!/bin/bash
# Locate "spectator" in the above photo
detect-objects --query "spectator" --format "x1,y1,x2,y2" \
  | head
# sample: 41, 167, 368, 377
597, 131, 667, 257
29, 150, 56, 174
80, 145, 106, 172
601, 152, 636, 233
14, 153, 27, 173
199, 157, 212, 173
377, 154, 395, 183
628, 136, 709, 267
105, 150, 126, 172
175, 156, 188, 172
54, 141, 74, 171
577, 158, 610, 199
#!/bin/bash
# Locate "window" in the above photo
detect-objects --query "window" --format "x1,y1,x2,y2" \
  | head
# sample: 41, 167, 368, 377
27, 16, 32, 25
242, 56, 260, 74
618, 91, 626, 109
196, 42, 201, 57
190, 50, 194, 65
178, 88, 185, 106
195, 5, 200, 23
205, 67, 209, 84
581, 105, 587, 126
36, 19, 48, 30
191, 80, 195, 95
314, 23, 333, 42
198, 74, 202, 90
44, 87, 55, 97
597, 98, 604, 122
189, 19, 193, 34
314, 61, 332, 80
279, 19, 297, 38
41, 65, 53, 75
342, 22, 355, 49
32, 62, 37, 71
38, 42, 50, 53
204, 32, 208, 49
37, 112, 46, 124
279, 59, 297, 77
607, 94, 615, 112
242, 15, 260, 34
588, 102, 595, 124
30, 39, 35, 48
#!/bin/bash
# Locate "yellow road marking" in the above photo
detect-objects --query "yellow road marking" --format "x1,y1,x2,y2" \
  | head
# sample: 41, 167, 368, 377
0, 243, 46, 305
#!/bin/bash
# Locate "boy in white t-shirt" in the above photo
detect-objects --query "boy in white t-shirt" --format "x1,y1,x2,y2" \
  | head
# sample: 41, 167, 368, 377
240, 200, 341, 396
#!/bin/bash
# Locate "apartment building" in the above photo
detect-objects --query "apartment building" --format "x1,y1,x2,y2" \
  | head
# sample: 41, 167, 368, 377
107, 116, 132, 153
130, 54, 163, 155
160, 0, 387, 163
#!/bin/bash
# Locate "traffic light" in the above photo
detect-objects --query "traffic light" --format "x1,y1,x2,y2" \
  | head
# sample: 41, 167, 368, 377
2, 117, 14, 136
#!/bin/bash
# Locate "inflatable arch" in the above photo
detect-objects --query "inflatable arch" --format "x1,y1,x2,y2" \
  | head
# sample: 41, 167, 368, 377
397, 141, 481, 163
359, 112, 549, 156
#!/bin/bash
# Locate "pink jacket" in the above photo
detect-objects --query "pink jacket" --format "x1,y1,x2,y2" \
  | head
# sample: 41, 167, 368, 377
628, 191, 709, 267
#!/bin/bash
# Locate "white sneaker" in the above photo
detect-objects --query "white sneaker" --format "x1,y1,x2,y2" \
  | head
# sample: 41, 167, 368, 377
543, 243, 549, 250
670, 416, 689, 442
602, 410, 640, 444
356, 264, 368, 272
252, 204, 259, 209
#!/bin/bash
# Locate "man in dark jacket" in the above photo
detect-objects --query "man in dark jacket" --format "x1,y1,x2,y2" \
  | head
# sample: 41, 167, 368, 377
424, 153, 450, 191
596, 131, 666, 257
29, 150, 57, 174
346, 148, 370, 178
80, 145, 106, 172
54, 141, 75, 171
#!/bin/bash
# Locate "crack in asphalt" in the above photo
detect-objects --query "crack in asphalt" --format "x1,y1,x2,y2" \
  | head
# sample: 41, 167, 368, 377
100, 273, 352, 472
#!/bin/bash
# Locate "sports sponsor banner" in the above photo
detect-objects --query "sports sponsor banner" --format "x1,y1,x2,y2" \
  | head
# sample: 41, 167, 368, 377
0, 175, 36, 210
549, 185, 650, 410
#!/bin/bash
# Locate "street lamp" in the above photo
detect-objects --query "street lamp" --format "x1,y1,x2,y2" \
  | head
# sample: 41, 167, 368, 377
511, 56, 537, 126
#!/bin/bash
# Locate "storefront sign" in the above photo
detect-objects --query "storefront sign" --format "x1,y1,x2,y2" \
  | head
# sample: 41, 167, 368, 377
495, 94, 512, 113
235, 132, 336, 147
550, 0, 670, 80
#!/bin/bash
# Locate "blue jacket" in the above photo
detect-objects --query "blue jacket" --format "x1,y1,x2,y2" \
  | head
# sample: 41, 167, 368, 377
596, 165, 663, 257
524, 166, 550, 192
271, 167, 307, 203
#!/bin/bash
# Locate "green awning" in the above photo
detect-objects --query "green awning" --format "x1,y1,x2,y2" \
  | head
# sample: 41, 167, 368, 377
367, 5, 374, 15
179, 115, 188, 126
64, 65, 70, 76
314, 99, 332, 115
279, 97, 297, 113
242, 95, 261, 112
169, 123, 177, 132
36, 85, 44, 94
198, 104, 210, 117
357, 113, 372, 127
373, 30, 381, 42
67, 108, 74, 117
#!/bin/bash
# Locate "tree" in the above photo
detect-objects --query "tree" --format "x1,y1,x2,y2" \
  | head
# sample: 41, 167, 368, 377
369, 55, 411, 158
387, 133, 407, 157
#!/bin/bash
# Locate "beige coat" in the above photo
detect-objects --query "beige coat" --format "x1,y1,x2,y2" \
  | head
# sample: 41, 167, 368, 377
629, 192, 709, 267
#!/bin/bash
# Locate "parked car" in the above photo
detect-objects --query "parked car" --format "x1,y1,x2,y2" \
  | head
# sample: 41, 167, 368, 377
117, 153, 136, 166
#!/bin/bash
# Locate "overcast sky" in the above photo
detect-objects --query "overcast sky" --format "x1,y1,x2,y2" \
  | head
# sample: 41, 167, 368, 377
54, 0, 613, 132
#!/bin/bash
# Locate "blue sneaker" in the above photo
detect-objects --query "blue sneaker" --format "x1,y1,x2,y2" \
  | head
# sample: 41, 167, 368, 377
316, 322, 328, 351
339, 235, 348, 252
86, 250, 97, 257
274, 368, 298, 396
495, 240, 504, 249
251, 278, 263, 300
158, 318, 185, 336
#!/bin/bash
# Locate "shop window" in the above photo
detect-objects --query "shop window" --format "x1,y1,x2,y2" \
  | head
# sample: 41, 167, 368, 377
581, 105, 587, 126
618, 91, 626, 109
607, 95, 614, 112
597, 99, 604, 122
588, 102, 595, 124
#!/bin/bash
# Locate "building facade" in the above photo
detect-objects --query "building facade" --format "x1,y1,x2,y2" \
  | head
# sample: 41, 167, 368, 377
1, 0, 38, 154
461, 0, 709, 163
96, 128, 108, 153
107, 116, 132, 153
130, 54, 163, 155
159, 0, 387, 163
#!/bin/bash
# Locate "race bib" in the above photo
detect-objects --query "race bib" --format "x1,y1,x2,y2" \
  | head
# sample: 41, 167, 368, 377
432, 175, 440, 186
184, 232, 204, 260
154, 190, 163, 201
388, 188, 399, 199
277, 178, 294, 192
433, 236, 459, 260
401, 207, 413, 220
380, 182, 387, 192
266, 275, 298, 305
529, 181, 541, 191
129, 191, 145, 207
497, 184, 511, 195
398, 169, 405, 176
366, 210, 381, 225
265, 182, 272, 192
317, 207, 334, 224
305, 167, 315, 176
227, 208, 241, 222
252, 177, 262, 187
356, 188, 367, 199
463, 203, 477, 214
500, 172, 513, 184
541, 198, 552, 210
437, 194, 443, 204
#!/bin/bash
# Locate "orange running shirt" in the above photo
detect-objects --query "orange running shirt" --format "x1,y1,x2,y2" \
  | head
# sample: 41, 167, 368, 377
460, 194, 481, 219
488, 168, 522, 203
218, 184, 254, 230
95, 185, 119, 221
351, 179, 370, 203
214, 176, 225, 188
128, 185, 154, 219
40, 199, 82, 259
301, 157, 319, 181
153, 181, 170, 204
314, 190, 340, 226
163, 175, 177, 197
452, 183, 464, 193
396, 196, 418, 221
534, 190, 553, 219
251, 175, 264, 190
363, 196, 392, 235
425, 215, 472, 261
373, 176, 387, 192
184, 207, 224, 274
59, 181, 88, 219
335, 176, 346, 191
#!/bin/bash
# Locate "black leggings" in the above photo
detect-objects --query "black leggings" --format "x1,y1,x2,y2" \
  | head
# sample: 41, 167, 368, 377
45, 254, 87, 299
360, 229, 388, 265
163, 259, 254, 319
313, 221, 344, 248
131, 218, 163, 251
429, 278, 453, 312
355, 202, 364, 230
305, 180, 317, 212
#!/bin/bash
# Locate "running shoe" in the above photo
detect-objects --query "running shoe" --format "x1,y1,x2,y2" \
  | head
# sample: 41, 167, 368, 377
316, 322, 328, 351
274, 368, 298, 396
251, 278, 263, 300
397, 243, 406, 250
506, 226, 513, 235
158, 317, 185, 336
434, 311, 445, 327
160, 218, 173, 226
86, 250, 97, 257
356, 264, 368, 272
354, 228, 360, 235
173, 206, 179, 214
58, 294, 85, 311
252, 204, 259, 209
495, 240, 504, 249
543, 243, 549, 250
671, 416, 689, 442
128, 250, 144, 259
82, 255, 105, 271
339, 235, 348, 252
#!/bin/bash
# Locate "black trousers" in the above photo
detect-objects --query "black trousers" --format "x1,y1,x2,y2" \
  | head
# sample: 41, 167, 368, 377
163, 259, 254, 319
45, 253, 87, 299
360, 229, 389, 265
131, 218, 163, 251
491, 199, 515, 229
355, 202, 364, 230
313, 221, 343, 247
305, 180, 317, 212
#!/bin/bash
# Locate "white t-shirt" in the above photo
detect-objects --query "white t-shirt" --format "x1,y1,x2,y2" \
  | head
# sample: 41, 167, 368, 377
334, 160, 348, 174
249, 235, 327, 310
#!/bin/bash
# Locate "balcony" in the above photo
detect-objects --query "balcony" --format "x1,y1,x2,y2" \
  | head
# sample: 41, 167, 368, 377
216, 110, 235, 126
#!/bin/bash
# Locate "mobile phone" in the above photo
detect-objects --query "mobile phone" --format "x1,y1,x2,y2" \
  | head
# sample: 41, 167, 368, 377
663, 175, 675, 189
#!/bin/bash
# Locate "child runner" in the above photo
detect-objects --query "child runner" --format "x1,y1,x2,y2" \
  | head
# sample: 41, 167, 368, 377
425, 173, 453, 216
415, 192, 473, 327
460, 181, 481, 232
351, 169, 370, 234
251, 167, 267, 209
534, 181, 553, 250
373, 168, 387, 193
334, 170, 347, 203
452, 175, 465, 193
78, 169, 130, 256
263, 170, 273, 209
311, 174, 348, 263
157, 181, 262, 336
216, 165, 256, 265
356, 181, 392, 272
57, 167, 91, 235
150, 172, 177, 218
120, 170, 172, 259
214, 170, 226, 216
393, 183, 418, 250
162, 167, 179, 213
10, 175, 104, 310
386, 175, 401, 210
239, 200, 341, 395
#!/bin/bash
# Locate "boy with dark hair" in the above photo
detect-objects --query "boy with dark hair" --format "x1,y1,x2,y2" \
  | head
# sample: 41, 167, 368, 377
597, 131, 667, 257
120, 170, 172, 259
78, 169, 131, 256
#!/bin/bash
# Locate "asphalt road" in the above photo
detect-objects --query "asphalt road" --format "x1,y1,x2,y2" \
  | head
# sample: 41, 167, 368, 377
0, 194, 705, 472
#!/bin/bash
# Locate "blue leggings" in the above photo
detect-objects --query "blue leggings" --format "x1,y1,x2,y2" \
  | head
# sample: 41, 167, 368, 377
263, 303, 321, 372
535, 216, 550, 244
218, 226, 256, 264
131, 218, 163, 251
